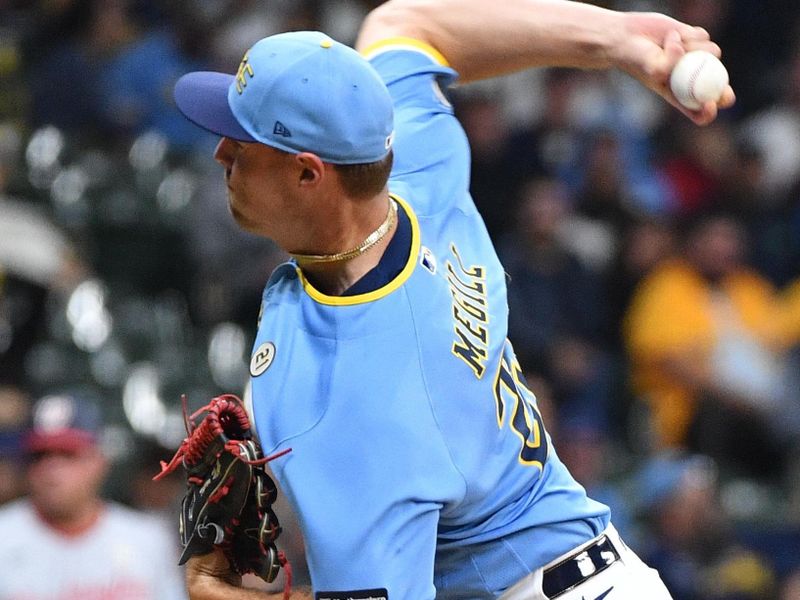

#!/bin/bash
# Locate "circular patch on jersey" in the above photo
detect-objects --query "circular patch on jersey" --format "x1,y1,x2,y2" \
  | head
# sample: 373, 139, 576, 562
250, 342, 276, 377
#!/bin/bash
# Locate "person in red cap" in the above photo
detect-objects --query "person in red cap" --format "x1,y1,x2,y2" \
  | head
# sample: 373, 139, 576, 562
0, 392, 186, 600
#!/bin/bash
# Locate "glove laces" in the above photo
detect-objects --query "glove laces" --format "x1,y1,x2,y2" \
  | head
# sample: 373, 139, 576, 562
154, 394, 291, 480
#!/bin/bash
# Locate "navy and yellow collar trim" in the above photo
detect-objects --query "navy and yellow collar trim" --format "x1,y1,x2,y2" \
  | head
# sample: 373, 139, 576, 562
296, 194, 420, 306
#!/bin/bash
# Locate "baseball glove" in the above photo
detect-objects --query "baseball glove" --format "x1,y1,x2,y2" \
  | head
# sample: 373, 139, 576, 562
154, 394, 292, 595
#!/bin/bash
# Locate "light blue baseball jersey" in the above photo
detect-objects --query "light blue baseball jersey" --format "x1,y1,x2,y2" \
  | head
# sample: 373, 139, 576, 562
249, 39, 610, 599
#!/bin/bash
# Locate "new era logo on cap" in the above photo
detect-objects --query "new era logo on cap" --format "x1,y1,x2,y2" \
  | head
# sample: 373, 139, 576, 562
273, 121, 292, 137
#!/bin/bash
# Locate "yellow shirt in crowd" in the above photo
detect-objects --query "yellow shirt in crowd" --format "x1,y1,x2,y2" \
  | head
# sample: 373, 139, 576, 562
624, 259, 799, 448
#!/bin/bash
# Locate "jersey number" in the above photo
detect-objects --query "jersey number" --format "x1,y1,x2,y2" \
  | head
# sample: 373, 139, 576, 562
493, 340, 549, 468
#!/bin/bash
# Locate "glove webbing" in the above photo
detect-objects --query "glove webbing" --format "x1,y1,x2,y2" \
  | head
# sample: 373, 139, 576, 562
155, 394, 290, 479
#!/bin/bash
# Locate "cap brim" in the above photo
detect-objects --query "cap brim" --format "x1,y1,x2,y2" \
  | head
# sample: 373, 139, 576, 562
24, 430, 97, 454
174, 72, 256, 142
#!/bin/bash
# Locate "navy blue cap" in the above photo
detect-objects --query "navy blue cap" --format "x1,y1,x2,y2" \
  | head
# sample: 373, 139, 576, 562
174, 31, 395, 165
174, 72, 255, 142
24, 394, 103, 453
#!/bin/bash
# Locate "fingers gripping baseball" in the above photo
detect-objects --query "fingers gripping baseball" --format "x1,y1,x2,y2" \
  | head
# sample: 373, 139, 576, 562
665, 28, 734, 119
615, 13, 735, 125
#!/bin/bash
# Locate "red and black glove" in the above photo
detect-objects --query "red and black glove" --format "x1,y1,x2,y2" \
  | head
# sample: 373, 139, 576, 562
155, 394, 292, 595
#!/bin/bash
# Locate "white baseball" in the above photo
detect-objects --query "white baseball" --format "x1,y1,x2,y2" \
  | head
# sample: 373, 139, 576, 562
669, 50, 729, 110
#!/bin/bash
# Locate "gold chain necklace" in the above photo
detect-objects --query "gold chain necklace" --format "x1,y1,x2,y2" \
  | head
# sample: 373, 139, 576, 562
290, 199, 398, 264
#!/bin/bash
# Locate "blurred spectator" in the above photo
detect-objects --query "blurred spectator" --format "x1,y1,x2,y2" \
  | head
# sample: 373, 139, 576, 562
462, 69, 598, 242
125, 436, 183, 526
26, 0, 209, 147
566, 129, 641, 272
637, 452, 777, 600
499, 177, 613, 430
507, 69, 582, 180
605, 216, 676, 351
624, 212, 799, 476
457, 93, 530, 242
716, 141, 800, 287
555, 418, 635, 542
0, 392, 185, 599
668, 0, 729, 37
576, 130, 637, 228
783, 568, 800, 600
658, 120, 736, 215
740, 45, 800, 197
718, 141, 766, 215
0, 385, 30, 505
501, 177, 605, 363
759, 175, 800, 287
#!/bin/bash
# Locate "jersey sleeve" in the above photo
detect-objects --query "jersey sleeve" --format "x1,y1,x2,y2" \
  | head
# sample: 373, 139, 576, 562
363, 38, 471, 216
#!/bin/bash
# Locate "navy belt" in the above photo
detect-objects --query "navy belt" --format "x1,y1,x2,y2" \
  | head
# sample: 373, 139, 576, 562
541, 535, 620, 598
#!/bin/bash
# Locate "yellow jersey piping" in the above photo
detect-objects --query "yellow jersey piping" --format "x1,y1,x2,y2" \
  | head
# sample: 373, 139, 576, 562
296, 194, 420, 306
360, 37, 449, 67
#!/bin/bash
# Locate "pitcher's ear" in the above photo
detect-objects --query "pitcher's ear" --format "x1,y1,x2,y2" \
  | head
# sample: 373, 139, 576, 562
295, 153, 325, 187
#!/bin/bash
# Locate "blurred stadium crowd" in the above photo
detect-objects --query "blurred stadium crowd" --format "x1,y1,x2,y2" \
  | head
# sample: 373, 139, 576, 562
1, 0, 800, 598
